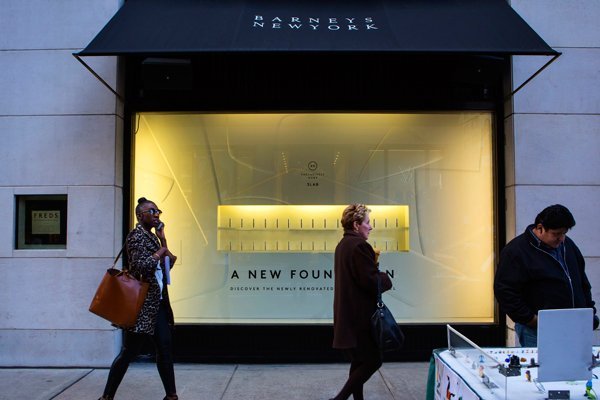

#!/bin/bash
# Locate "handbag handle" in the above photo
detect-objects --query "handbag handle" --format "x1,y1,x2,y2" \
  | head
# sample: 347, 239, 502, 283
376, 273, 384, 308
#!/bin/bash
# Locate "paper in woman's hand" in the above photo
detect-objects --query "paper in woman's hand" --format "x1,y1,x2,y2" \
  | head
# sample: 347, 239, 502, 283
164, 256, 171, 285
373, 248, 381, 263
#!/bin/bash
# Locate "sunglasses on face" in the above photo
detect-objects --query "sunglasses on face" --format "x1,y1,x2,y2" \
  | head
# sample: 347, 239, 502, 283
141, 208, 162, 216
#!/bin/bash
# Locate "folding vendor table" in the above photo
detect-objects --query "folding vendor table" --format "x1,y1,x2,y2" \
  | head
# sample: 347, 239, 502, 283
427, 321, 599, 400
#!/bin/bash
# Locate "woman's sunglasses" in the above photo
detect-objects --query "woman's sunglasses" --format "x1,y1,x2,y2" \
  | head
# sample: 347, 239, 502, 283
141, 208, 162, 216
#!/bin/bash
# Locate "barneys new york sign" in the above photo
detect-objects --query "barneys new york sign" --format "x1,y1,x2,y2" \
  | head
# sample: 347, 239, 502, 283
252, 15, 380, 31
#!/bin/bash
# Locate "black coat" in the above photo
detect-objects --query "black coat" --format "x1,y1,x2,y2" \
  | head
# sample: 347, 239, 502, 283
333, 231, 392, 349
494, 225, 595, 325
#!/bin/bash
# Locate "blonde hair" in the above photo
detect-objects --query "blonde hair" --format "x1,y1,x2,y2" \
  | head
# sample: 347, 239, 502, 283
341, 203, 371, 230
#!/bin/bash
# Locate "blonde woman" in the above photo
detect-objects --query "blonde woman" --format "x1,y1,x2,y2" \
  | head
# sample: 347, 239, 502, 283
331, 204, 392, 400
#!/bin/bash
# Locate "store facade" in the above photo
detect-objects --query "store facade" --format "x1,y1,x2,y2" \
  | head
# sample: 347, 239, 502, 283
2, 0, 599, 366
77, 0, 555, 362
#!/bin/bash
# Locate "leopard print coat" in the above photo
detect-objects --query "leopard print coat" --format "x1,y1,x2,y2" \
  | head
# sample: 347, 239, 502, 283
125, 224, 174, 335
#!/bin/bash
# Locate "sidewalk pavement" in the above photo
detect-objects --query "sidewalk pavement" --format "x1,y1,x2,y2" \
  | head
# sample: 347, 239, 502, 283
0, 361, 430, 400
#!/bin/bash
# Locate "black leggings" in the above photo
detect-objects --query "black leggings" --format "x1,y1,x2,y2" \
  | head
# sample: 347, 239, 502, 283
102, 301, 176, 397
333, 333, 383, 400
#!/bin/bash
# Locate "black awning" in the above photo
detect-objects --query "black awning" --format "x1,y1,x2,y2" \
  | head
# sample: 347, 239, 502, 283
77, 0, 557, 56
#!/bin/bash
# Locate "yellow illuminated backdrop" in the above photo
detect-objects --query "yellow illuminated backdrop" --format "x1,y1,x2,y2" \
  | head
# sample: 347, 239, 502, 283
134, 113, 495, 324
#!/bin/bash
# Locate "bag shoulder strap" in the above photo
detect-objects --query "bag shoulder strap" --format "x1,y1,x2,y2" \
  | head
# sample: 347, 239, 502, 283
111, 242, 127, 270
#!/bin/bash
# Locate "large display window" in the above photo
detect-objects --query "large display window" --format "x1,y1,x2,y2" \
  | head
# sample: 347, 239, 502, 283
133, 113, 495, 324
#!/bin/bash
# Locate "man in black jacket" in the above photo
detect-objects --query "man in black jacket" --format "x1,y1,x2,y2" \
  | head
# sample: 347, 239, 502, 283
494, 204, 598, 347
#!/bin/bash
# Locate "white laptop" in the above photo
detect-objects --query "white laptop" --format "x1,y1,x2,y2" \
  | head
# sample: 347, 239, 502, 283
537, 308, 593, 382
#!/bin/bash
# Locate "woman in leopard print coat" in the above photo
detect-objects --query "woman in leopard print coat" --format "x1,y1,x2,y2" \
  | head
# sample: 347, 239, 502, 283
99, 197, 179, 400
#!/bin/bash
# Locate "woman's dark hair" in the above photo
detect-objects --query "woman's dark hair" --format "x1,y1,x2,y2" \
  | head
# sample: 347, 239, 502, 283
135, 197, 154, 215
534, 204, 576, 230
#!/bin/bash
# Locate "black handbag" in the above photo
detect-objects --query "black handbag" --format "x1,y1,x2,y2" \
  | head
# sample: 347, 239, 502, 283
371, 274, 405, 352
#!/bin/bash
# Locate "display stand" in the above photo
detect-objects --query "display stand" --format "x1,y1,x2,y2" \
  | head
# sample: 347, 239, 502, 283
428, 324, 600, 400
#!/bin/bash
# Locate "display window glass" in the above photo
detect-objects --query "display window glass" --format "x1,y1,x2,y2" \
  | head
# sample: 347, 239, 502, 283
133, 113, 495, 324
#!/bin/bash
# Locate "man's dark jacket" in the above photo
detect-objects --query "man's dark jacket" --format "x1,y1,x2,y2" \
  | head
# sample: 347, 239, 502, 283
494, 225, 595, 325
333, 231, 392, 349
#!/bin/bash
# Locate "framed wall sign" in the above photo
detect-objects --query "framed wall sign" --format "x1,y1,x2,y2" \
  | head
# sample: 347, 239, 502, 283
15, 195, 68, 249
